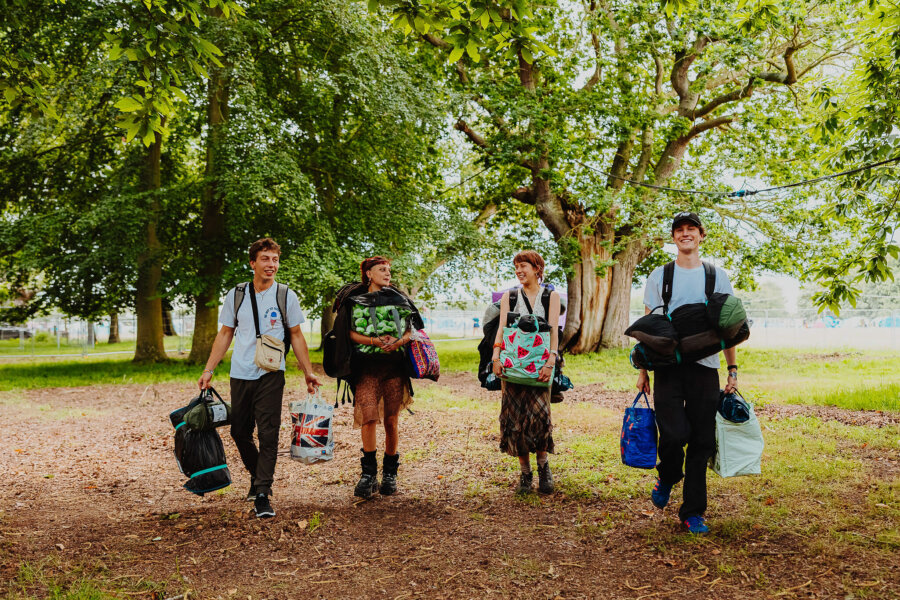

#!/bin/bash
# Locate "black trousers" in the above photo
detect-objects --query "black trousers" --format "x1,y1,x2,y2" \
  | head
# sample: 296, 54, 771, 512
653, 363, 719, 521
230, 371, 285, 496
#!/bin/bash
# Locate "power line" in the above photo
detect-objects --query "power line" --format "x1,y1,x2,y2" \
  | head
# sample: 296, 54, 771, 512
574, 155, 900, 198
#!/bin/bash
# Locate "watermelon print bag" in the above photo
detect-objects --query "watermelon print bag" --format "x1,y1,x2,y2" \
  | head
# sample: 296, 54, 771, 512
498, 326, 552, 387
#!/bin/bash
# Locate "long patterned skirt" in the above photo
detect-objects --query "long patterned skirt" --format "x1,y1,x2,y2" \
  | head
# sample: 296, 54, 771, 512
499, 381, 554, 456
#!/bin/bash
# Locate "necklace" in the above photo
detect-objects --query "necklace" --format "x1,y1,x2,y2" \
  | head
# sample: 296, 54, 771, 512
255, 282, 274, 303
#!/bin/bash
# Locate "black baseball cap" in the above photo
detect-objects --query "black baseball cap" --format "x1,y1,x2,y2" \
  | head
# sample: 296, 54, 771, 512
671, 211, 702, 232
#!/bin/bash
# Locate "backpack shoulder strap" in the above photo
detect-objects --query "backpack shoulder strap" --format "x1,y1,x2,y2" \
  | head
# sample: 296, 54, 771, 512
541, 286, 551, 317
276, 283, 291, 348
702, 262, 716, 299
233, 283, 248, 327
508, 289, 519, 311
661, 262, 675, 314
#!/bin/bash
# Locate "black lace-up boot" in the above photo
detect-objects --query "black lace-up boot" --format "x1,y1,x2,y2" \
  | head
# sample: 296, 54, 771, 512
354, 449, 379, 498
380, 453, 400, 495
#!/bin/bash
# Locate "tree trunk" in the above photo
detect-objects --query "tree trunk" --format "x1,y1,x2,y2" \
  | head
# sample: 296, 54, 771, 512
531, 170, 619, 354
188, 60, 229, 365
599, 239, 646, 349
108, 312, 119, 344
560, 230, 615, 353
133, 130, 167, 363
162, 306, 176, 336
318, 299, 336, 351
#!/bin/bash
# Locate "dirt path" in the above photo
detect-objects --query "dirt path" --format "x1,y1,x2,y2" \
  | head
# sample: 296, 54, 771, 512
430, 371, 900, 427
2, 381, 898, 599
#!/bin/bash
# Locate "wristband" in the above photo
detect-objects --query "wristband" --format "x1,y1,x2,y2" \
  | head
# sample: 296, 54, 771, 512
727, 364, 738, 371
492, 342, 503, 349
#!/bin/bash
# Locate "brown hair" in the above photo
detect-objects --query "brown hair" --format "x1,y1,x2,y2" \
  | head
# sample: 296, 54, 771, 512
513, 250, 545, 281
249, 238, 281, 262
360, 256, 391, 286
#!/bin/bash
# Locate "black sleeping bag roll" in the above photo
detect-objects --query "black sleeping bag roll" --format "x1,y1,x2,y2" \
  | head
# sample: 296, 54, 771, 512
623, 311, 679, 355
629, 342, 680, 370
170, 395, 232, 496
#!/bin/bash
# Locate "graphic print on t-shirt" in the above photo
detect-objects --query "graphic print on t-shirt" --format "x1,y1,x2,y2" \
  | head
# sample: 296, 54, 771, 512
263, 305, 281, 332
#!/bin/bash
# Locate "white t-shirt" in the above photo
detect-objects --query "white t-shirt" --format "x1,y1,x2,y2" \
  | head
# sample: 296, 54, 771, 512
218, 283, 305, 381
644, 262, 734, 369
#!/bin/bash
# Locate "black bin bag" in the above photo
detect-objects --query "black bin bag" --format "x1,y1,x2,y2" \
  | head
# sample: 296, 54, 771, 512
169, 394, 232, 496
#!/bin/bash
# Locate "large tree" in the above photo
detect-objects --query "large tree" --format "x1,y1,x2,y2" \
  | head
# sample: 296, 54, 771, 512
801, 0, 900, 313
374, 0, 852, 352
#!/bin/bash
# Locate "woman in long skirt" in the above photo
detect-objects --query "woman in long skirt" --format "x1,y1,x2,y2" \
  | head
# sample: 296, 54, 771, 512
491, 250, 561, 494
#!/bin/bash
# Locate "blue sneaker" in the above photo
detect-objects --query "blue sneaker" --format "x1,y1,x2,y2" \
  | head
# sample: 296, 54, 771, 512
682, 515, 709, 534
651, 478, 672, 509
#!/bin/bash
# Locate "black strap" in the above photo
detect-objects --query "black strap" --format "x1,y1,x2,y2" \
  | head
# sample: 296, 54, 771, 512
521, 290, 538, 315
662, 262, 675, 314
703, 261, 716, 298
508, 289, 518, 311
661, 261, 716, 314
248, 282, 262, 339
233, 283, 248, 327
541, 287, 551, 317
276, 283, 291, 353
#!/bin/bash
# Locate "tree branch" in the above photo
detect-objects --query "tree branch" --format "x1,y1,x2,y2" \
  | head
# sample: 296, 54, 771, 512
683, 115, 734, 141
694, 80, 754, 119
512, 186, 535, 204
422, 33, 469, 84
632, 128, 654, 183
454, 119, 489, 149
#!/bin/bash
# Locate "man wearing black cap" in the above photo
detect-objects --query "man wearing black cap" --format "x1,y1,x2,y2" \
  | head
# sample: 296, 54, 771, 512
636, 211, 739, 534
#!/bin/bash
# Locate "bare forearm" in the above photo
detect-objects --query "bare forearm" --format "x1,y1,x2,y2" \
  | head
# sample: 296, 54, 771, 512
290, 330, 315, 374
350, 330, 377, 345
723, 347, 737, 367
204, 329, 234, 372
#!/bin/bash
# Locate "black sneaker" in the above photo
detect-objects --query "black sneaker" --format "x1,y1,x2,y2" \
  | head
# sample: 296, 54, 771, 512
254, 493, 275, 518
354, 474, 379, 499
380, 473, 397, 496
516, 472, 533, 494
245, 485, 257, 502
537, 463, 554, 494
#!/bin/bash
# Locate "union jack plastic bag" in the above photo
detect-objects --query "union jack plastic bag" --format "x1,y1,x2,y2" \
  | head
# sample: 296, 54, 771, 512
289, 390, 335, 464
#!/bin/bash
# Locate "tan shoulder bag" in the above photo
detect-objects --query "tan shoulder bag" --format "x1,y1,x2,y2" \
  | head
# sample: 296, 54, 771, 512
248, 283, 285, 372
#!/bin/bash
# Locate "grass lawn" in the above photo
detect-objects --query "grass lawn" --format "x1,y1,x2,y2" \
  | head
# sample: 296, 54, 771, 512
1, 338, 898, 412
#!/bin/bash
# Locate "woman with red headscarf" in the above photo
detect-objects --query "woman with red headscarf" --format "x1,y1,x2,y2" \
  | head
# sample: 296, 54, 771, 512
331, 256, 424, 498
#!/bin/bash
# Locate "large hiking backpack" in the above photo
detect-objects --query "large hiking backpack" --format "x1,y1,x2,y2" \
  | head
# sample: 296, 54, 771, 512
233, 282, 292, 356
626, 261, 750, 370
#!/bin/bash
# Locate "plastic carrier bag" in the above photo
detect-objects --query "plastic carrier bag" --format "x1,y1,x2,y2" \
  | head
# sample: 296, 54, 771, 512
290, 390, 335, 464
620, 392, 658, 469
169, 394, 232, 496
710, 394, 764, 478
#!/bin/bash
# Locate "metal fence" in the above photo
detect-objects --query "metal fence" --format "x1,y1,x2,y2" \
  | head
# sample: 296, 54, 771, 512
2, 307, 898, 359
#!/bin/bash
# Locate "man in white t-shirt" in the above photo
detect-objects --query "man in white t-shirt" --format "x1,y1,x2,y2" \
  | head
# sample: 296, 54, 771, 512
637, 212, 739, 534
198, 238, 320, 518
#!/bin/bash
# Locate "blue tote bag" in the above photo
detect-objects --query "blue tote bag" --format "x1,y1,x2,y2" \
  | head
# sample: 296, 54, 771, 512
620, 392, 658, 469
